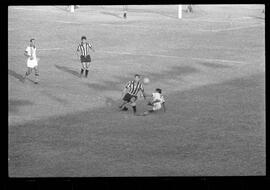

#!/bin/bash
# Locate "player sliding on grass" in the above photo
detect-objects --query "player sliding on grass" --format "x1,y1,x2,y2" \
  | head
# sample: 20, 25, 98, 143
119, 74, 146, 114
137, 88, 166, 116
23, 38, 39, 84
76, 36, 95, 78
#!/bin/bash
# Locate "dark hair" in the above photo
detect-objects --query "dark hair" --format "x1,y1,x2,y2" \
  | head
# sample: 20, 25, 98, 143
30, 38, 35, 42
156, 88, 162, 94
81, 36, 87, 40
134, 74, 140, 78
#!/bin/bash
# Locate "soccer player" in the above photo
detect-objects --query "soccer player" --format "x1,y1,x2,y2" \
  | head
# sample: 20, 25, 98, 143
23, 38, 39, 84
119, 74, 146, 114
138, 88, 166, 116
123, 5, 128, 19
76, 36, 95, 78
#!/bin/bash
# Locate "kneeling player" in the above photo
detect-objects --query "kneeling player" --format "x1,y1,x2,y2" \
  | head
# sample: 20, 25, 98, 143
138, 88, 166, 116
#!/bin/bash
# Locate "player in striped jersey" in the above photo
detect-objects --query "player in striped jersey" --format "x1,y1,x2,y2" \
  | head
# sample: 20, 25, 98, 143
76, 36, 95, 78
119, 74, 146, 114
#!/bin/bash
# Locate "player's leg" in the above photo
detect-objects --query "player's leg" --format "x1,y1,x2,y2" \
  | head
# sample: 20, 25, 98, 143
123, 5, 128, 18
129, 96, 137, 114
34, 66, 39, 84
136, 109, 154, 116
85, 59, 90, 78
119, 100, 129, 111
138, 103, 160, 116
119, 93, 130, 110
24, 67, 32, 80
80, 62, 86, 77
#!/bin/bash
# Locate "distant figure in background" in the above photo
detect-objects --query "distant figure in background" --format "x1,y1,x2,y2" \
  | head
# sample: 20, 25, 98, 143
123, 5, 128, 19
23, 38, 39, 84
187, 5, 193, 13
76, 36, 95, 78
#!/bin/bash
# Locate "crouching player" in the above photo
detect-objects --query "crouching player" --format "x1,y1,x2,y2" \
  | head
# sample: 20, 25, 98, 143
138, 88, 166, 116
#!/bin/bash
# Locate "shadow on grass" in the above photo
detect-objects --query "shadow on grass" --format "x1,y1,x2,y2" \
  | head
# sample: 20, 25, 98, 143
85, 65, 199, 92
55, 64, 80, 78
142, 65, 198, 81
9, 99, 33, 113
42, 91, 68, 104
8, 69, 25, 83
8, 73, 265, 176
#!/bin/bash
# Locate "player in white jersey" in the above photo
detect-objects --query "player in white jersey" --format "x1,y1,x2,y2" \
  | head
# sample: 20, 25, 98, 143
137, 88, 166, 116
23, 38, 39, 84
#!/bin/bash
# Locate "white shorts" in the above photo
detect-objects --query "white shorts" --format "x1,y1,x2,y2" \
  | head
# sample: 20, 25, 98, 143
153, 102, 162, 111
27, 58, 38, 68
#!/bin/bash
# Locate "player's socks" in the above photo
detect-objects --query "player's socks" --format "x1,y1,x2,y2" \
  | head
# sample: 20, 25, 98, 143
122, 107, 128, 111
85, 70, 89, 78
80, 69, 84, 77
132, 106, 136, 113
119, 102, 127, 109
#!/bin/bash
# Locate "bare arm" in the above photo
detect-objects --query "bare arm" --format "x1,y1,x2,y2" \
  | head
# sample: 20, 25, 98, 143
88, 43, 95, 52
121, 82, 130, 98
91, 46, 95, 52
152, 99, 161, 104
141, 90, 148, 99
24, 51, 30, 57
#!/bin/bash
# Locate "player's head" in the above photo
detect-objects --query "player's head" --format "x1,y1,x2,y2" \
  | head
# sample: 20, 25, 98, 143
30, 38, 35, 46
156, 88, 162, 94
81, 36, 87, 43
134, 74, 141, 82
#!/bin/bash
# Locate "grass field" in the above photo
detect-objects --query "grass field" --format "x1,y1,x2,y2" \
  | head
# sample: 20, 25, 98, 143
8, 5, 265, 177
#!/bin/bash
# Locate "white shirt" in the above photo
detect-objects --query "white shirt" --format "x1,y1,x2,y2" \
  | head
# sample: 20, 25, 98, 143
151, 92, 165, 111
25, 45, 38, 68
25, 46, 37, 60
152, 92, 165, 104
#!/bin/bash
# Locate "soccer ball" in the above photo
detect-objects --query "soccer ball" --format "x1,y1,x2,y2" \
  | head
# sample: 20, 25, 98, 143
143, 77, 150, 84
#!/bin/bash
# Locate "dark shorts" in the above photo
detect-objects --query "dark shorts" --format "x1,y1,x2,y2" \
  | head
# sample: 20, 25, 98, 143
123, 93, 137, 102
80, 55, 91, 63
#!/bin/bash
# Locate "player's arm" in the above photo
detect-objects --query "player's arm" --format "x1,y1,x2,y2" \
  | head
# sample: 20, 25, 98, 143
76, 45, 80, 52
76, 45, 81, 58
88, 43, 95, 52
121, 81, 130, 97
152, 99, 161, 104
139, 85, 148, 99
24, 47, 31, 57
24, 51, 30, 57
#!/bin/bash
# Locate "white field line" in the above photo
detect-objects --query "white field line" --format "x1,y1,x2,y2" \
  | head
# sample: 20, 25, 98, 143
199, 23, 264, 32
183, 16, 254, 23
39, 48, 64, 51
9, 7, 55, 12
99, 50, 246, 64
54, 20, 79, 24
52, 21, 149, 29
34, 48, 246, 65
